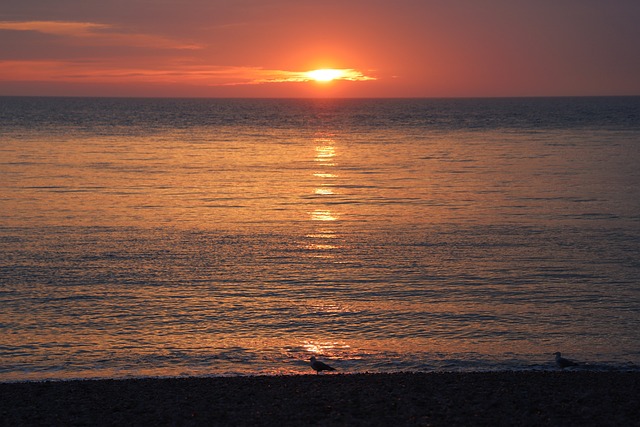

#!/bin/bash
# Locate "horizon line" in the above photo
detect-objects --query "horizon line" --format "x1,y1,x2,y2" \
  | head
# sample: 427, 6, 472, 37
2, 94, 639, 100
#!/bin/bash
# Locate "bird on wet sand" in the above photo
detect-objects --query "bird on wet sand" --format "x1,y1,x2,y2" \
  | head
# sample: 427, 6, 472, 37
554, 352, 578, 369
310, 356, 336, 374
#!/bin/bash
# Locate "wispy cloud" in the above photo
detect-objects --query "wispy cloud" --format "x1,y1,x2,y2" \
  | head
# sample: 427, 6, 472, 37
0, 21, 375, 87
0, 60, 376, 86
0, 20, 201, 50
0, 21, 109, 36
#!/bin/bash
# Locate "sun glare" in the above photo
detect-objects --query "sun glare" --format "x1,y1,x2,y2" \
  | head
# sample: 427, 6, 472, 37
306, 69, 346, 82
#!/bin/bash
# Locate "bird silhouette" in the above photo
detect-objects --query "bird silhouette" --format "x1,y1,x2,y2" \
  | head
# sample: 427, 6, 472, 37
554, 352, 578, 369
310, 356, 336, 374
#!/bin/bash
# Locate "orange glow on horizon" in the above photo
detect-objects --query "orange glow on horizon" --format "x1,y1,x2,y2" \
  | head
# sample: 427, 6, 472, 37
306, 69, 347, 82
254, 68, 375, 84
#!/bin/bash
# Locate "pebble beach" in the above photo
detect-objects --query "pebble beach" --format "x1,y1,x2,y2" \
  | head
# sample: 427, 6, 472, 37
2, 371, 639, 426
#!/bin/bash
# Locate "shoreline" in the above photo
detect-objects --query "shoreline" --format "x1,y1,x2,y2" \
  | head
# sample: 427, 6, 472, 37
2, 371, 639, 426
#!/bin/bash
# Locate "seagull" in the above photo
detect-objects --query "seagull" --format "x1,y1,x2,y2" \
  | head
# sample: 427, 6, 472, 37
554, 352, 578, 369
310, 356, 336, 374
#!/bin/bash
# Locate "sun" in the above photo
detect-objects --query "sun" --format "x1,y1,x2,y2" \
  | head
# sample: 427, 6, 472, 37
306, 69, 346, 82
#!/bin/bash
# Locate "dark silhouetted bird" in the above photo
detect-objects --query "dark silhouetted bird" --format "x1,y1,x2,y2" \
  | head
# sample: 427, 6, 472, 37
554, 352, 578, 369
310, 356, 336, 374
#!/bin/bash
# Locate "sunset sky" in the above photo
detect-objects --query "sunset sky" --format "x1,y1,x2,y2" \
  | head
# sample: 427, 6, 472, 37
1, 0, 639, 98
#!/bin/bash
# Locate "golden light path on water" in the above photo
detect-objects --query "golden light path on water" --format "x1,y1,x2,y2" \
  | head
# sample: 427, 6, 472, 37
306, 136, 340, 262
299, 134, 353, 369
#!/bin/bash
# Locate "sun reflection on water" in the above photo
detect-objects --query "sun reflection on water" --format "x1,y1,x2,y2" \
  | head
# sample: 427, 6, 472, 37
314, 186, 335, 195
314, 139, 336, 165
302, 340, 352, 357
310, 209, 338, 221
305, 232, 337, 239
305, 135, 343, 258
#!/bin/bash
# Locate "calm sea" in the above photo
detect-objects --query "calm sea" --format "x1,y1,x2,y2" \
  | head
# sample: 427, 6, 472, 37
1, 97, 639, 381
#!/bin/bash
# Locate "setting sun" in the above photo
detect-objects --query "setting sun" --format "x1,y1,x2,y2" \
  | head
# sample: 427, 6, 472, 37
306, 69, 347, 82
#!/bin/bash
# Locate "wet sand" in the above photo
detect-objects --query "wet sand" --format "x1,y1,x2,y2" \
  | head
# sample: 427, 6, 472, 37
1, 372, 639, 426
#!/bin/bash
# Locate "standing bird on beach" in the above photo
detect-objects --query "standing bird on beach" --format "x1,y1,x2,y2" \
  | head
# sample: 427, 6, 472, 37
310, 356, 336, 374
554, 352, 578, 369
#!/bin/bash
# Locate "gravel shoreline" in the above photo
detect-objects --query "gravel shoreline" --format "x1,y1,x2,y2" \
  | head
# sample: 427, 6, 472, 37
2, 372, 639, 426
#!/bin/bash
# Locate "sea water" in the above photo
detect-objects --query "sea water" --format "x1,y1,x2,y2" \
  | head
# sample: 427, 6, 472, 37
1, 97, 639, 381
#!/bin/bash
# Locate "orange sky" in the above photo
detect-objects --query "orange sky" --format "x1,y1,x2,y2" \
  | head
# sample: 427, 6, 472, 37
1, 0, 639, 97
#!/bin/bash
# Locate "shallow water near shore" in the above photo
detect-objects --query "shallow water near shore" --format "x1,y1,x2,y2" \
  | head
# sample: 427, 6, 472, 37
1, 97, 639, 381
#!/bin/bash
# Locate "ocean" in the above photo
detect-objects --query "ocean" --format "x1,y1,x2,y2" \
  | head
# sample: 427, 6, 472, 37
1, 96, 639, 381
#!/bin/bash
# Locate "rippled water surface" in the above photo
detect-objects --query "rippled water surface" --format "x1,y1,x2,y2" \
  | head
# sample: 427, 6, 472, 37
1, 97, 639, 380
